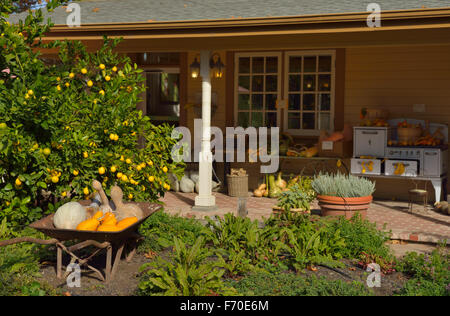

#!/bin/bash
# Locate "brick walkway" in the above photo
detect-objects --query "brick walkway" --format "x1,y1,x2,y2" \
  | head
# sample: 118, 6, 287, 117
159, 192, 450, 244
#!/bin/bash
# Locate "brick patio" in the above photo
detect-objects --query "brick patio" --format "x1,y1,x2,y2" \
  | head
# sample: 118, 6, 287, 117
159, 192, 450, 244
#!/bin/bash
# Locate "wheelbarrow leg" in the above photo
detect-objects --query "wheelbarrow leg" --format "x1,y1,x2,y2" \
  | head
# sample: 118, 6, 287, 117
57, 243, 63, 279
108, 243, 125, 283
105, 244, 112, 283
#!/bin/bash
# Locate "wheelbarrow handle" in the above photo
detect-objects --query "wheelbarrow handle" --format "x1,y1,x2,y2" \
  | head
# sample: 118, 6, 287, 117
0, 237, 58, 247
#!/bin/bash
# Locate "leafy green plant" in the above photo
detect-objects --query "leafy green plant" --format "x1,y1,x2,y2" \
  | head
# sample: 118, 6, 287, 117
329, 214, 392, 260
396, 244, 449, 296
138, 210, 206, 252
138, 236, 236, 296
312, 173, 375, 197
276, 184, 314, 212
227, 272, 373, 296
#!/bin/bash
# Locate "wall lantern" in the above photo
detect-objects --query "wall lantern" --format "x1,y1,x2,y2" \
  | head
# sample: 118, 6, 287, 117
190, 57, 201, 79
190, 53, 225, 79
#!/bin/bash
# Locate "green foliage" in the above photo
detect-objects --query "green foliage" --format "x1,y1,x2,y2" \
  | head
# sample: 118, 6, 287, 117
138, 236, 237, 296
138, 210, 206, 252
227, 272, 373, 296
396, 244, 449, 296
276, 183, 314, 212
0, 228, 57, 296
312, 173, 375, 197
329, 214, 392, 260
0, 4, 184, 230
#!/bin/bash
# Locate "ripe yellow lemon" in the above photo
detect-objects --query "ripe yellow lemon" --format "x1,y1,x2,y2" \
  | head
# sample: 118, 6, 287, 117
43, 148, 51, 156
147, 160, 153, 166
99, 90, 105, 96
61, 191, 67, 197
81, 68, 87, 74
87, 80, 93, 87
73, 170, 79, 176
83, 152, 88, 158
121, 174, 128, 182
105, 75, 111, 81
51, 176, 59, 183
83, 187, 89, 195
109, 134, 115, 140
117, 172, 123, 179
128, 193, 133, 200
69, 73, 75, 78
27, 89, 33, 95
110, 166, 117, 173
126, 158, 132, 164
15, 178, 22, 186
99, 64, 105, 70
148, 176, 154, 182
136, 165, 142, 171
98, 167, 106, 175
112, 66, 118, 72
162, 166, 168, 173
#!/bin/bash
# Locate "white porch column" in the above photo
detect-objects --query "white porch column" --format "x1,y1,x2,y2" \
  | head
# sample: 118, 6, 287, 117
194, 50, 216, 209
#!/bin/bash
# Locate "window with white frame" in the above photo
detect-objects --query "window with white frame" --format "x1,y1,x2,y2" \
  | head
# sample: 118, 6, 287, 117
284, 51, 335, 135
234, 53, 281, 128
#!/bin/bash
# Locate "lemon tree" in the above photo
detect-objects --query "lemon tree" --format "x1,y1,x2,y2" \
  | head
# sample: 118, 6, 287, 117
0, 1, 184, 230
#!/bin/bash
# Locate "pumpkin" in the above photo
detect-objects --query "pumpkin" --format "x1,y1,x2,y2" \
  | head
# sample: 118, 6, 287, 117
180, 176, 195, 193
53, 202, 87, 230
116, 217, 138, 230
76, 218, 100, 231
304, 146, 318, 158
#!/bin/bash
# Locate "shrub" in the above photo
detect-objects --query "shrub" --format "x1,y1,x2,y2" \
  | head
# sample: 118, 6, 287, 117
227, 272, 373, 296
138, 210, 206, 252
312, 173, 375, 197
276, 183, 314, 212
396, 245, 449, 296
138, 236, 236, 296
0, 2, 184, 230
329, 214, 393, 260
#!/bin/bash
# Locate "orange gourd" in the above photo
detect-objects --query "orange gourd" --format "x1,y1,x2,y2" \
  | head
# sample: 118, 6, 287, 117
92, 210, 103, 220
76, 218, 100, 231
97, 224, 121, 232
116, 217, 138, 230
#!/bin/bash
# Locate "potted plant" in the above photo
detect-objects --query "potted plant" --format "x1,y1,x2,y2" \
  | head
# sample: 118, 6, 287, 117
311, 173, 375, 219
273, 184, 315, 216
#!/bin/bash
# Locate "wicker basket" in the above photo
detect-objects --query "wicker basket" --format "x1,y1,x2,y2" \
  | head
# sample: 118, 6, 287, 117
398, 127, 422, 144
227, 175, 248, 197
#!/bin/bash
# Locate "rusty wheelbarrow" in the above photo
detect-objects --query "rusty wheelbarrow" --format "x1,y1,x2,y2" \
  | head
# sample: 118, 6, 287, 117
0, 203, 161, 283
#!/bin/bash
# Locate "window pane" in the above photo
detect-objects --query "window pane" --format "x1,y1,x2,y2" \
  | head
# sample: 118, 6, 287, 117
303, 94, 315, 111
266, 75, 277, 92
288, 94, 301, 111
289, 75, 301, 92
238, 112, 249, 128
252, 75, 264, 92
303, 75, 315, 91
266, 112, 277, 127
266, 94, 277, 111
238, 76, 250, 91
302, 113, 316, 130
319, 113, 331, 130
319, 94, 331, 111
252, 112, 263, 127
319, 74, 331, 91
238, 94, 250, 110
319, 56, 332, 72
304, 56, 317, 72
266, 57, 278, 73
252, 94, 263, 110
239, 57, 250, 73
252, 57, 264, 73
288, 113, 300, 129
289, 56, 302, 73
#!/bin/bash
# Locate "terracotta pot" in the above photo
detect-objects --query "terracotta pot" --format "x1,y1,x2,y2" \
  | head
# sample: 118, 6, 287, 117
317, 195, 373, 219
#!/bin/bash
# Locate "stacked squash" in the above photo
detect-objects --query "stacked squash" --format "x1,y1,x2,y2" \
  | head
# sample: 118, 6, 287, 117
76, 211, 138, 232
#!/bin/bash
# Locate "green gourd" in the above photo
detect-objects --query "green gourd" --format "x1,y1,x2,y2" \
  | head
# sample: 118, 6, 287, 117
269, 174, 282, 198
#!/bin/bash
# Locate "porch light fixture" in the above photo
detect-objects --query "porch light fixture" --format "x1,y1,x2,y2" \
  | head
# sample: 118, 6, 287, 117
210, 53, 225, 79
190, 57, 200, 79
190, 53, 225, 79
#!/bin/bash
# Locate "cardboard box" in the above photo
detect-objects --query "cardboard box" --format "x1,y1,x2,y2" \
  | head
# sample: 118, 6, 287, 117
319, 140, 353, 158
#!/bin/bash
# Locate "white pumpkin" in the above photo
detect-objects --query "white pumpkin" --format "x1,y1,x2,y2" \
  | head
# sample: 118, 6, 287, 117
53, 202, 87, 230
